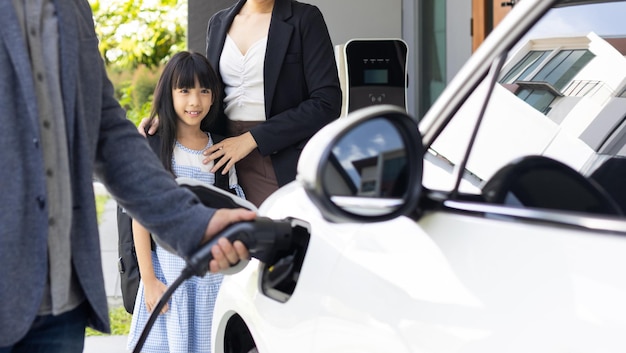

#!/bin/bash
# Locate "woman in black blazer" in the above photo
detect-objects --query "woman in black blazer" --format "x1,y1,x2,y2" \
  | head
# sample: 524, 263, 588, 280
202, 0, 342, 206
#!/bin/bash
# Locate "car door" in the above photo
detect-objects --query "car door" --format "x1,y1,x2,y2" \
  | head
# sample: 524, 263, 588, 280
411, 0, 626, 351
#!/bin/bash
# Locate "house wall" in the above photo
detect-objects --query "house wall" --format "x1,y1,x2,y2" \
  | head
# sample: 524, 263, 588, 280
188, 0, 236, 54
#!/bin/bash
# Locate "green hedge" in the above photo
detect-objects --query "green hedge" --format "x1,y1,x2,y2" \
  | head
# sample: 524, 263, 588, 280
107, 65, 161, 127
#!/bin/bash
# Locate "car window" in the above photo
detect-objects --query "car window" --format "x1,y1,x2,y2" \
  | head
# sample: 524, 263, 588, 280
424, 1, 626, 216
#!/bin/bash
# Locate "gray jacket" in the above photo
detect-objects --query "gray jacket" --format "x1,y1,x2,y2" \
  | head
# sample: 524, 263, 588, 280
0, 0, 213, 345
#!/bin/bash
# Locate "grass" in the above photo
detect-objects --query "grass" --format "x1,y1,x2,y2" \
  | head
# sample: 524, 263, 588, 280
86, 306, 132, 336
95, 193, 110, 223
85, 192, 133, 337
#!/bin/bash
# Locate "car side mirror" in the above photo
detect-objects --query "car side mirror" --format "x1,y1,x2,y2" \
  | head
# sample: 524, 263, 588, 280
298, 105, 423, 223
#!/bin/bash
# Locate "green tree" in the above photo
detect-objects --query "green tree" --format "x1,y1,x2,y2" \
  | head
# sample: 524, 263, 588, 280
90, 0, 187, 70
89, 0, 187, 125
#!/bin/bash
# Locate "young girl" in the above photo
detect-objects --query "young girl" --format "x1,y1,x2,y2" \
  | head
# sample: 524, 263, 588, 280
127, 51, 245, 353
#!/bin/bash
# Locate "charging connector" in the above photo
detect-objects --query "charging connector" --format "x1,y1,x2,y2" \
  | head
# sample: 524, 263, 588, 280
132, 217, 294, 353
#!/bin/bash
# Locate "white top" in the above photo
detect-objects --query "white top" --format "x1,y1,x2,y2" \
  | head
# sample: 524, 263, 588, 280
171, 133, 244, 197
220, 35, 267, 121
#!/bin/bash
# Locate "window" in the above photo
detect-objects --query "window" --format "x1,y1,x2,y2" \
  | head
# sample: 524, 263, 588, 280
532, 50, 595, 90
516, 86, 557, 114
500, 49, 595, 113
500, 50, 551, 83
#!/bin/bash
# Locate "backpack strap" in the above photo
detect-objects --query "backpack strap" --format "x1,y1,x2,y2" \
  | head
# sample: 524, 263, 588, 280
145, 134, 165, 252
146, 133, 162, 156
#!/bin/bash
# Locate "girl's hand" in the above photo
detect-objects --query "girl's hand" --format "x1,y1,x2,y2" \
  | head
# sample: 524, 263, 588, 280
204, 132, 257, 174
143, 278, 169, 314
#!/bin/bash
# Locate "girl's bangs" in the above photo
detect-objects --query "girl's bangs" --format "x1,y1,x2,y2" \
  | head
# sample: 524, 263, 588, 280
173, 58, 213, 89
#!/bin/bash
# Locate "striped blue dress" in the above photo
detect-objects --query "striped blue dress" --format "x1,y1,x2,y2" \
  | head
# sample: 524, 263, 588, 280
127, 133, 245, 353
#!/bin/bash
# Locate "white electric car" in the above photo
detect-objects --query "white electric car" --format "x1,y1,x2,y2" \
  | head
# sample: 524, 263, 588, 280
205, 1, 626, 352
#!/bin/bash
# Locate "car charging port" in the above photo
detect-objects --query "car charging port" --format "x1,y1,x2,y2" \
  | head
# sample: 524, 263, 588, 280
261, 218, 311, 303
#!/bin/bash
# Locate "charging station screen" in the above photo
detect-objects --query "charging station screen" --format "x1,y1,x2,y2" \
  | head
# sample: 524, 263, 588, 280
364, 69, 388, 84
344, 39, 408, 112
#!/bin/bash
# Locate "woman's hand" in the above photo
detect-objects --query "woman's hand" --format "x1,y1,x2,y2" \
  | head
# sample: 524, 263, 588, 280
204, 132, 258, 174
137, 117, 160, 137
143, 278, 169, 314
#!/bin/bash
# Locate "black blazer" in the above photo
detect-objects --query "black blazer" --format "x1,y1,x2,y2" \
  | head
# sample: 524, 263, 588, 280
206, 0, 342, 186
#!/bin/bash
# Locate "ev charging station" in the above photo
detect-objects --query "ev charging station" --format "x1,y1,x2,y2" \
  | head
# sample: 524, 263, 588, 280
336, 39, 408, 116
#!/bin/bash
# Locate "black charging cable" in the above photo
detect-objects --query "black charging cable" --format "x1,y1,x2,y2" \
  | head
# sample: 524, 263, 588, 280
132, 217, 293, 353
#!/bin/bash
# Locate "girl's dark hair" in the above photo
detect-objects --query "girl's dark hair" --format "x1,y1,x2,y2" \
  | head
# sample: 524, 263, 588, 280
147, 51, 221, 174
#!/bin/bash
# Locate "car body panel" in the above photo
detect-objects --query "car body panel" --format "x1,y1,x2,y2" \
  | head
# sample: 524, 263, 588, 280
216, 183, 626, 352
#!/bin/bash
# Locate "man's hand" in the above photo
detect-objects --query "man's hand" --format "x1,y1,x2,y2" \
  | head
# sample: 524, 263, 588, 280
137, 117, 160, 137
203, 208, 256, 272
